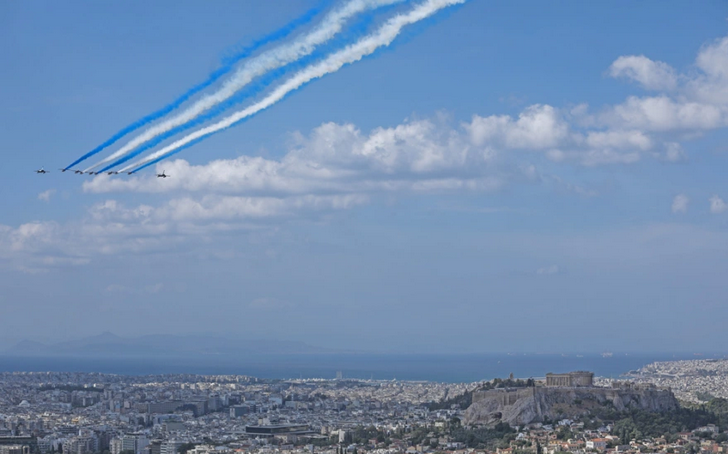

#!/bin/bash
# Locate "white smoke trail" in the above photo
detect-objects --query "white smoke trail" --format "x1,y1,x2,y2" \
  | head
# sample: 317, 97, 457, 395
121, 0, 466, 173
85, 0, 405, 173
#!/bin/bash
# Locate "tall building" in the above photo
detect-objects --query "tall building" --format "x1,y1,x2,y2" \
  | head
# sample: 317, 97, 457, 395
0, 446, 29, 454
229, 406, 252, 418
207, 396, 222, 412
147, 402, 182, 414
37, 437, 53, 454
110, 438, 123, 454
186, 401, 207, 417
147, 441, 162, 454
160, 440, 185, 454
62, 436, 98, 454
113, 435, 149, 454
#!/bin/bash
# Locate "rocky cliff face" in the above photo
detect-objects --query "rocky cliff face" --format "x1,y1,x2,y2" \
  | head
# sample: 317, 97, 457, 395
463, 385, 678, 427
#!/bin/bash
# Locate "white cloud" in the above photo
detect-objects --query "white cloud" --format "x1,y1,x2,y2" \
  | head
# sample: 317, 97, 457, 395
689, 36, 728, 105
5, 222, 59, 253
85, 118, 503, 196
0, 191, 372, 272
536, 264, 560, 275
579, 149, 642, 166
672, 194, 689, 214
662, 142, 686, 162
609, 55, 678, 91
602, 35, 728, 135
606, 96, 724, 132
584, 129, 653, 150
467, 104, 569, 149
158, 194, 369, 222
709, 195, 727, 214
696, 36, 728, 79
0, 221, 91, 273
37, 189, 56, 202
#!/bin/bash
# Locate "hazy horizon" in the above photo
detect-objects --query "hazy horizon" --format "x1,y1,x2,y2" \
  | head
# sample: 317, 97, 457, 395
1, 331, 726, 356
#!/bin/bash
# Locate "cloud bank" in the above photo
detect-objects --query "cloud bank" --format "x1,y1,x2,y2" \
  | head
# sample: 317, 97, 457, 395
6, 29, 728, 272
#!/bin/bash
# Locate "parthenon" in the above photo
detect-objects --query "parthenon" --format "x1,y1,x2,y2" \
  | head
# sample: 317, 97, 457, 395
545, 371, 594, 387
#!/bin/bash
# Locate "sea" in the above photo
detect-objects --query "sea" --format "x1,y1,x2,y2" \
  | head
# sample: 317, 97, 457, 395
0, 352, 725, 382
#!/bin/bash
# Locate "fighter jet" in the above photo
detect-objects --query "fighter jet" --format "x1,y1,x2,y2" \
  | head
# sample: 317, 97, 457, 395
35, 167, 48, 174
157, 171, 170, 178
74, 170, 84, 174
106, 171, 119, 175
59, 168, 70, 173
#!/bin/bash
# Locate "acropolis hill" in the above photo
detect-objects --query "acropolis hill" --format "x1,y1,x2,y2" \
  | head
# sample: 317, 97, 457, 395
463, 371, 678, 427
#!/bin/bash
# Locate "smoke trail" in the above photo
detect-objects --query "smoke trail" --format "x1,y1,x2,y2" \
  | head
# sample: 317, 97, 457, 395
85, 0, 406, 173
96, 5, 387, 174
121, 0, 466, 174
64, 3, 328, 171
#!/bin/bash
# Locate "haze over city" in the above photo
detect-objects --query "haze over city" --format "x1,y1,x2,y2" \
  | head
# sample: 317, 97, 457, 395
2, 0, 728, 355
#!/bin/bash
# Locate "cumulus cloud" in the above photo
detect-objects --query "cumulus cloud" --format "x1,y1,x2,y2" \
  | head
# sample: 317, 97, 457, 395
0, 221, 91, 273
689, 36, 728, 105
605, 35, 728, 134
37, 189, 56, 202
609, 55, 678, 91
0, 190, 372, 272
584, 129, 652, 150
467, 104, 569, 149
159, 194, 369, 221
606, 95, 724, 132
709, 195, 727, 214
85, 117, 505, 196
672, 194, 689, 214
80, 106, 676, 200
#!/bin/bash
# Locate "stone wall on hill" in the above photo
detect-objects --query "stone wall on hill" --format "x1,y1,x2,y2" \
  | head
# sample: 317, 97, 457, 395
463, 383, 678, 427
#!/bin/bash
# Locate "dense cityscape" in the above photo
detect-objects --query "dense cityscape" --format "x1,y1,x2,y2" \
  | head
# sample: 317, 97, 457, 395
627, 360, 728, 404
0, 360, 726, 454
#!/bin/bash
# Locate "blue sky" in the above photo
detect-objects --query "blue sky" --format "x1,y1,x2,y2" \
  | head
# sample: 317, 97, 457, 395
1, 0, 728, 353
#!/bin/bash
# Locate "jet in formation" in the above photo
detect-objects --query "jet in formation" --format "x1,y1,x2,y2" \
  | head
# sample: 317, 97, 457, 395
35, 167, 48, 174
50, 168, 166, 177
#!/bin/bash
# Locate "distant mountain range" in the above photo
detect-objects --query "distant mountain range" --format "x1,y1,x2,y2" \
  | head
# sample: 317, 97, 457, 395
3, 332, 331, 358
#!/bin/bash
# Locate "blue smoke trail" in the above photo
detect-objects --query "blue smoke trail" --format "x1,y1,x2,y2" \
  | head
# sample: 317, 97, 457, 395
126, 1, 459, 174
127, 1, 461, 174
99, 5, 397, 173
99, 65, 296, 172
128, 77, 321, 173
65, 1, 330, 171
